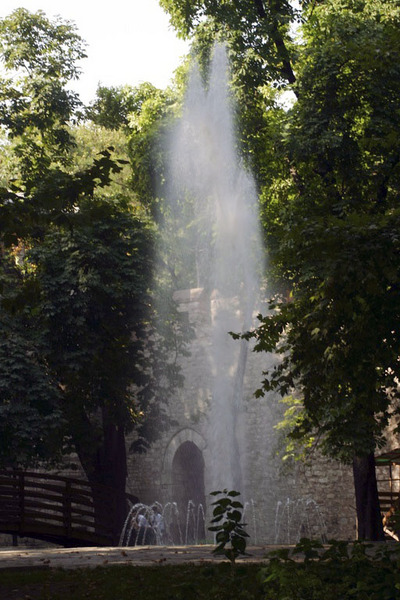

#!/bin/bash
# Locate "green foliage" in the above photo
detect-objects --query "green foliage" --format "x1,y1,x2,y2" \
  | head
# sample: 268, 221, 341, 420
70, 125, 134, 202
117, 80, 208, 289
86, 83, 167, 132
262, 538, 400, 599
273, 396, 315, 463
160, 0, 298, 86
0, 8, 85, 182
289, 0, 400, 215
0, 145, 126, 249
0, 246, 67, 467
0, 563, 264, 600
241, 0, 400, 466
0, 8, 86, 82
127, 83, 177, 212
87, 84, 137, 130
0, 8, 188, 480
0, 314, 65, 467
29, 198, 154, 416
209, 489, 249, 566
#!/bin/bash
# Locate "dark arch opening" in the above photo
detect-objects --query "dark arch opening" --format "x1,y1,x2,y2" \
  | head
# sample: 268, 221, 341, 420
172, 441, 206, 543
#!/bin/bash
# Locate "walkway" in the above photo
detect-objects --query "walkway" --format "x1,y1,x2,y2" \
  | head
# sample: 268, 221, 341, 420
0, 545, 272, 570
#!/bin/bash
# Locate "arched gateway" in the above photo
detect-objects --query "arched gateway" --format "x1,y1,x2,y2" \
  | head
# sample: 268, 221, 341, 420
172, 441, 205, 512
161, 429, 208, 542
162, 429, 207, 501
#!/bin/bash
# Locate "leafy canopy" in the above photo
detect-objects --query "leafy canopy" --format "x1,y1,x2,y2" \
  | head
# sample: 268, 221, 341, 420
245, 0, 400, 462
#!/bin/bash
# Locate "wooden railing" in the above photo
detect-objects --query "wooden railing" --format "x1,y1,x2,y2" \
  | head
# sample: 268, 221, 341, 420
376, 474, 400, 540
376, 474, 400, 513
0, 470, 137, 547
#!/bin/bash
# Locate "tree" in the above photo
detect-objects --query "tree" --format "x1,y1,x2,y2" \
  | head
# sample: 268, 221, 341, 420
86, 83, 167, 132
0, 8, 89, 464
240, 0, 400, 540
160, 0, 298, 86
160, 0, 299, 188
163, 0, 400, 539
0, 8, 85, 182
0, 8, 87, 246
95, 79, 205, 289
28, 198, 160, 535
0, 9, 187, 540
0, 250, 66, 467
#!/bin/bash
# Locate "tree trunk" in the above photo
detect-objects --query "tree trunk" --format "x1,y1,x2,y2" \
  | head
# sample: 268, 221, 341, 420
71, 405, 130, 545
352, 453, 385, 541
88, 420, 128, 544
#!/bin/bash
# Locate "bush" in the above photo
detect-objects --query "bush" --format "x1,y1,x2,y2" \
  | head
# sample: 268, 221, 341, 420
261, 539, 400, 600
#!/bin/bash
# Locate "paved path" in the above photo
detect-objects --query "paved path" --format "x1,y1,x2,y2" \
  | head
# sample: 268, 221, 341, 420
0, 545, 273, 570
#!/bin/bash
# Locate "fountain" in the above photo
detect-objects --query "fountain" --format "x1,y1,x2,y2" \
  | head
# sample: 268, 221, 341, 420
119, 496, 328, 547
167, 43, 264, 495
274, 498, 328, 544
125, 42, 356, 546
119, 501, 206, 546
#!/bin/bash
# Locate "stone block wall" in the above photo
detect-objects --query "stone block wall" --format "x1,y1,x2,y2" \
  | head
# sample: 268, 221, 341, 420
126, 288, 356, 544
1, 287, 357, 548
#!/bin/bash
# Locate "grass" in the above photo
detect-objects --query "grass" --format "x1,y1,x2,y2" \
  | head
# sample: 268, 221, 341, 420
3, 540, 400, 599
0, 563, 264, 600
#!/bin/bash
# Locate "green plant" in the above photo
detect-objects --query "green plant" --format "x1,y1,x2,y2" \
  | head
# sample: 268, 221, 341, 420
208, 489, 249, 567
261, 539, 400, 600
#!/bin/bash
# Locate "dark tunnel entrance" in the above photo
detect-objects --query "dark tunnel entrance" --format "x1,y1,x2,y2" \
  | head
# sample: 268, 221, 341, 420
171, 441, 206, 543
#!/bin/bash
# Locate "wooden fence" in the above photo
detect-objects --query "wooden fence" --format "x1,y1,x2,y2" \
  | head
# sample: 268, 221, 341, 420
0, 470, 137, 547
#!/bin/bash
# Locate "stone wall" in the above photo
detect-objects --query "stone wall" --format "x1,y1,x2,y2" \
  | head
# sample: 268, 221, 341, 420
126, 288, 356, 544
2, 288, 356, 547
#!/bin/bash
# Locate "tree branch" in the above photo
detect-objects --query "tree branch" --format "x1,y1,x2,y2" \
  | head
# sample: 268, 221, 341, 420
254, 0, 267, 18
254, 0, 297, 88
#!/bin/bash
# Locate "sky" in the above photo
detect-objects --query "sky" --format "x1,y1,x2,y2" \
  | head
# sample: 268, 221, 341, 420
0, 0, 190, 103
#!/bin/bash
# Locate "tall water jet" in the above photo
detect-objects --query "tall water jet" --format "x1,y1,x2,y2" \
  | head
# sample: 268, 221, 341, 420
126, 45, 356, 544
167, 44, 264, 494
